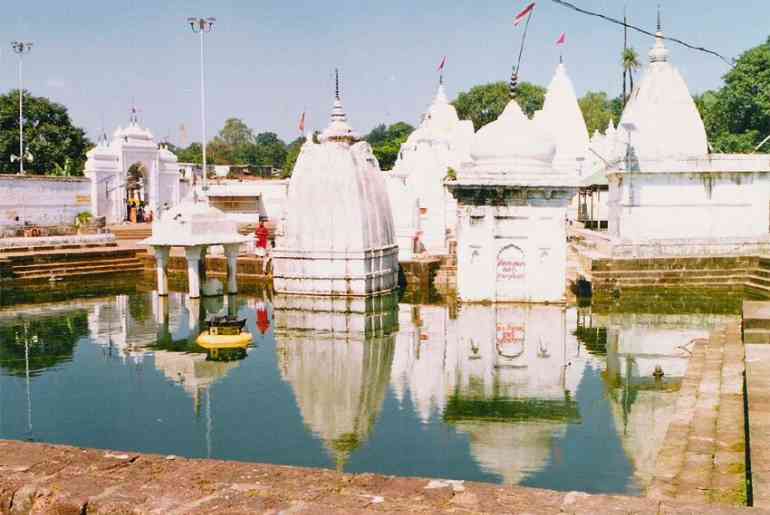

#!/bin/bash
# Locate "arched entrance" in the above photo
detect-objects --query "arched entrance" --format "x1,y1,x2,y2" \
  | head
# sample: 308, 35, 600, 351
495, 244, 527, 301
126, 163, 148, 223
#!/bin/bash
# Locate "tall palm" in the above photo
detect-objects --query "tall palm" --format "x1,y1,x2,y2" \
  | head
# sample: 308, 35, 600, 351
622, 47, 641, 102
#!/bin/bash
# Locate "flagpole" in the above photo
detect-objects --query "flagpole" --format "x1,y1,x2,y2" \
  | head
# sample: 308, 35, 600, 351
515, 9, 535, 76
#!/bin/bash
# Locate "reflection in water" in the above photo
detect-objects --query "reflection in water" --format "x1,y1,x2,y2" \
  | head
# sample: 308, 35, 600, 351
274, 293, 398, 471
0, 286, 738, 495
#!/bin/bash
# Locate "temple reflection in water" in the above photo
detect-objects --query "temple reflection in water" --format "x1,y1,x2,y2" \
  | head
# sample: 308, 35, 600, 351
0, 286, 738, 493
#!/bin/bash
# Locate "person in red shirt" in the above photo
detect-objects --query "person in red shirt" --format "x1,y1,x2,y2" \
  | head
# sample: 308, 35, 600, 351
255, 219, 269, 257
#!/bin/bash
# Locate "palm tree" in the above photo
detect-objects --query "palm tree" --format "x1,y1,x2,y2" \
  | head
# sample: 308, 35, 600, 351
622, 47, 641, 102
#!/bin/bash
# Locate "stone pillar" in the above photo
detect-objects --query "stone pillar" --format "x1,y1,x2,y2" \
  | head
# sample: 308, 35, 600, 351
224, 243, 241, 295
185, 245, 204, 298
187, 297, 201, 335
154, 246, 171, 296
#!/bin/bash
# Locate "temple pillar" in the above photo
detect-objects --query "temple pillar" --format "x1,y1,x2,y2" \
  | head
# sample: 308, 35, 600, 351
224, 243, 240, 294
154, 246, 170, 296
185, 245, 204, 298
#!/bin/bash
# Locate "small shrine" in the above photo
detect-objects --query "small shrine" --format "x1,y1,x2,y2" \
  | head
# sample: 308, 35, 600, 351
141, 198, 249, 298
447, 72, 577, 303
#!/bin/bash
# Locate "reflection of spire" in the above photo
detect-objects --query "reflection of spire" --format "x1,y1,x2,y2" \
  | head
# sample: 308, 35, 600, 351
277, 333, 395, 471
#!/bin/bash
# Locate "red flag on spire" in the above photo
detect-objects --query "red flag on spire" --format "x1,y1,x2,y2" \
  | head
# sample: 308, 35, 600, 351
437, 56, 447, 72
556, 32, 566, 46
514, 2, 536, 26
298, 111, 305, 133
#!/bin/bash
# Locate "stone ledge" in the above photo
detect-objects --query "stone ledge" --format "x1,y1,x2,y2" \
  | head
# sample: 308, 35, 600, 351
0, 440, 765, 514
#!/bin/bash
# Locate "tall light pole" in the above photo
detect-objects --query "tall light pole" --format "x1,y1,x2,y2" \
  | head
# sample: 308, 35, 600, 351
11, 41, 33, 175
187, 17, 215, 193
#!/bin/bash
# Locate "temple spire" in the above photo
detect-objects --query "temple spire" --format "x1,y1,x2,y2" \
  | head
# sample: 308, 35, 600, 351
657, 4, 662, 32
648, 6, 669, 63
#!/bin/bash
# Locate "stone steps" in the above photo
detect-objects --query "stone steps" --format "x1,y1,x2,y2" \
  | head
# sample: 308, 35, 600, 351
108, 224, 153, 241
648, 322, 747, 506
11, 257, 141, 273
16, 266, 145, 282
13, 261, 144, 278
4, 246, 145, 283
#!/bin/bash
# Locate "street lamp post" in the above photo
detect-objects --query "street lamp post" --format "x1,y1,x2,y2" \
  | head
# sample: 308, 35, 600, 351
187, 17, 215, 193
11, 41, 33, 175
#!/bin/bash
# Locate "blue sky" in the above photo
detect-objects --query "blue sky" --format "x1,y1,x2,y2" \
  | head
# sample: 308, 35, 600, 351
1, 0, 768, 145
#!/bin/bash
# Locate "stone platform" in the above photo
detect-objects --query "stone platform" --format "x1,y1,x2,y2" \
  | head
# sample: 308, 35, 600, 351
0, 440, 765, 515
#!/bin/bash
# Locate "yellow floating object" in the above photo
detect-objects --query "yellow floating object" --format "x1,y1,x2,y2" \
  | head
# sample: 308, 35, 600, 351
196, 331, 252, 349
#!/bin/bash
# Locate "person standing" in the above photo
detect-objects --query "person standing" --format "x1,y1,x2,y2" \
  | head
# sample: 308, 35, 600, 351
255, 219, 269, 257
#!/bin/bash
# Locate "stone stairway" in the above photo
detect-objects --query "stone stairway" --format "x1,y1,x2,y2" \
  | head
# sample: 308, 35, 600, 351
648, 321, 748, 506
746, 256, 770, 297
4, 248, 145, 283
108, 224, 153, 242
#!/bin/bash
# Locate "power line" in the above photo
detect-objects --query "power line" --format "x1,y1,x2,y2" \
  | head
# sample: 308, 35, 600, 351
550, 0, 735, 67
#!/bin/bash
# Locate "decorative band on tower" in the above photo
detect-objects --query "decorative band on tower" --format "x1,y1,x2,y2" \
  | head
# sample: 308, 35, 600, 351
509, 69, 519, 99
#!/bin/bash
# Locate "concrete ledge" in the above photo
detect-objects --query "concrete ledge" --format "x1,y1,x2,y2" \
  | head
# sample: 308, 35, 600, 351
0, 440, 765, 514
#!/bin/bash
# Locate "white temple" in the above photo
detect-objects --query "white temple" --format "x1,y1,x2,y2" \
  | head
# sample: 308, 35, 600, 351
84, 112, 181, 224
448, 74, 578, 302
386, 83, 474, 259
597, 20, 770, 257
533, 62, 590, 177
272, 76, 399, 296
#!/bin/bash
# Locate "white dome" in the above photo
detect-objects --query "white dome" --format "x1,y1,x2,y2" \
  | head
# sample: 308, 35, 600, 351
616, 32, 708, 161
284, 137, 394, 252
534, 63, 590, 172
470, 99, 556, 169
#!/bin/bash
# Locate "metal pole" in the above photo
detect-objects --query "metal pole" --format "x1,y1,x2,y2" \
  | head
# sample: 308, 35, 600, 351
19, 56, 24, 175
200, 28, 208, 192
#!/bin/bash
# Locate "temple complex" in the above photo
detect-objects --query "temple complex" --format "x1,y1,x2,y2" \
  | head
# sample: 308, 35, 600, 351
386, 82, 474, 259
272, 76, 399, 296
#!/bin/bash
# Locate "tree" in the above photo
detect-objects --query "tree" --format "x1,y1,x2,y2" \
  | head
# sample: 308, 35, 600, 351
219, 118, 254, 149
175, 142, 202, 164
579, 92, 619, 135
698, 37, 770, 152
251, 132, 287, 169
453, 81, 545, 130
364, 122, 414, 170
622, 48, 641, 100
0, 90, 91, 175
282, 136, 306, 178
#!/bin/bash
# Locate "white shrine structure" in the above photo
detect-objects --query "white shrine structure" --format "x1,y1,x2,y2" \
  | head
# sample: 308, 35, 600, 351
272, 76, 399, 296
84, 111, 181, 224
386, 82, 474, 259
141, 198, 249, 299
593, 20, 770, 258
447, 71, 578, 303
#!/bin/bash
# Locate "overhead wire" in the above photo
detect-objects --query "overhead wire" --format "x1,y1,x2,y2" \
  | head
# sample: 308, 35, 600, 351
549, 0, 735, 67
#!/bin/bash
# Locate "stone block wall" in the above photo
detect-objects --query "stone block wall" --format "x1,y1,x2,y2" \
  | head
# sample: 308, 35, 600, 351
0, 174, 91, 226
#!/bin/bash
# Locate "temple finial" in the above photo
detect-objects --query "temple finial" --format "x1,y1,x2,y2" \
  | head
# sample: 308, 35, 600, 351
334, 68, 340, 101
657, 4, 662, 32
509, 67, 518, 100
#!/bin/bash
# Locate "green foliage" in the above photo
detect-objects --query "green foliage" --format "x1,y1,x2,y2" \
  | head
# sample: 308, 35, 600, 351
697, 37, 770, 153
0, 90, 91, 175
445, 167, 457, 181
622, 47, 641, 93
578, 91, 619, 135
364, 122, 414, 170
74, 211, 93, 228
282, 136, 305, 178
51, 157, 76, 177
453, 81, 545, 130
174, 142, 203, 164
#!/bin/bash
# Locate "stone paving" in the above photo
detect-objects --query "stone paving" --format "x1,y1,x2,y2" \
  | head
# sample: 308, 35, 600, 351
648, 321, 748, 507
746, 343, 770, 509
0, 440, 767, 515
